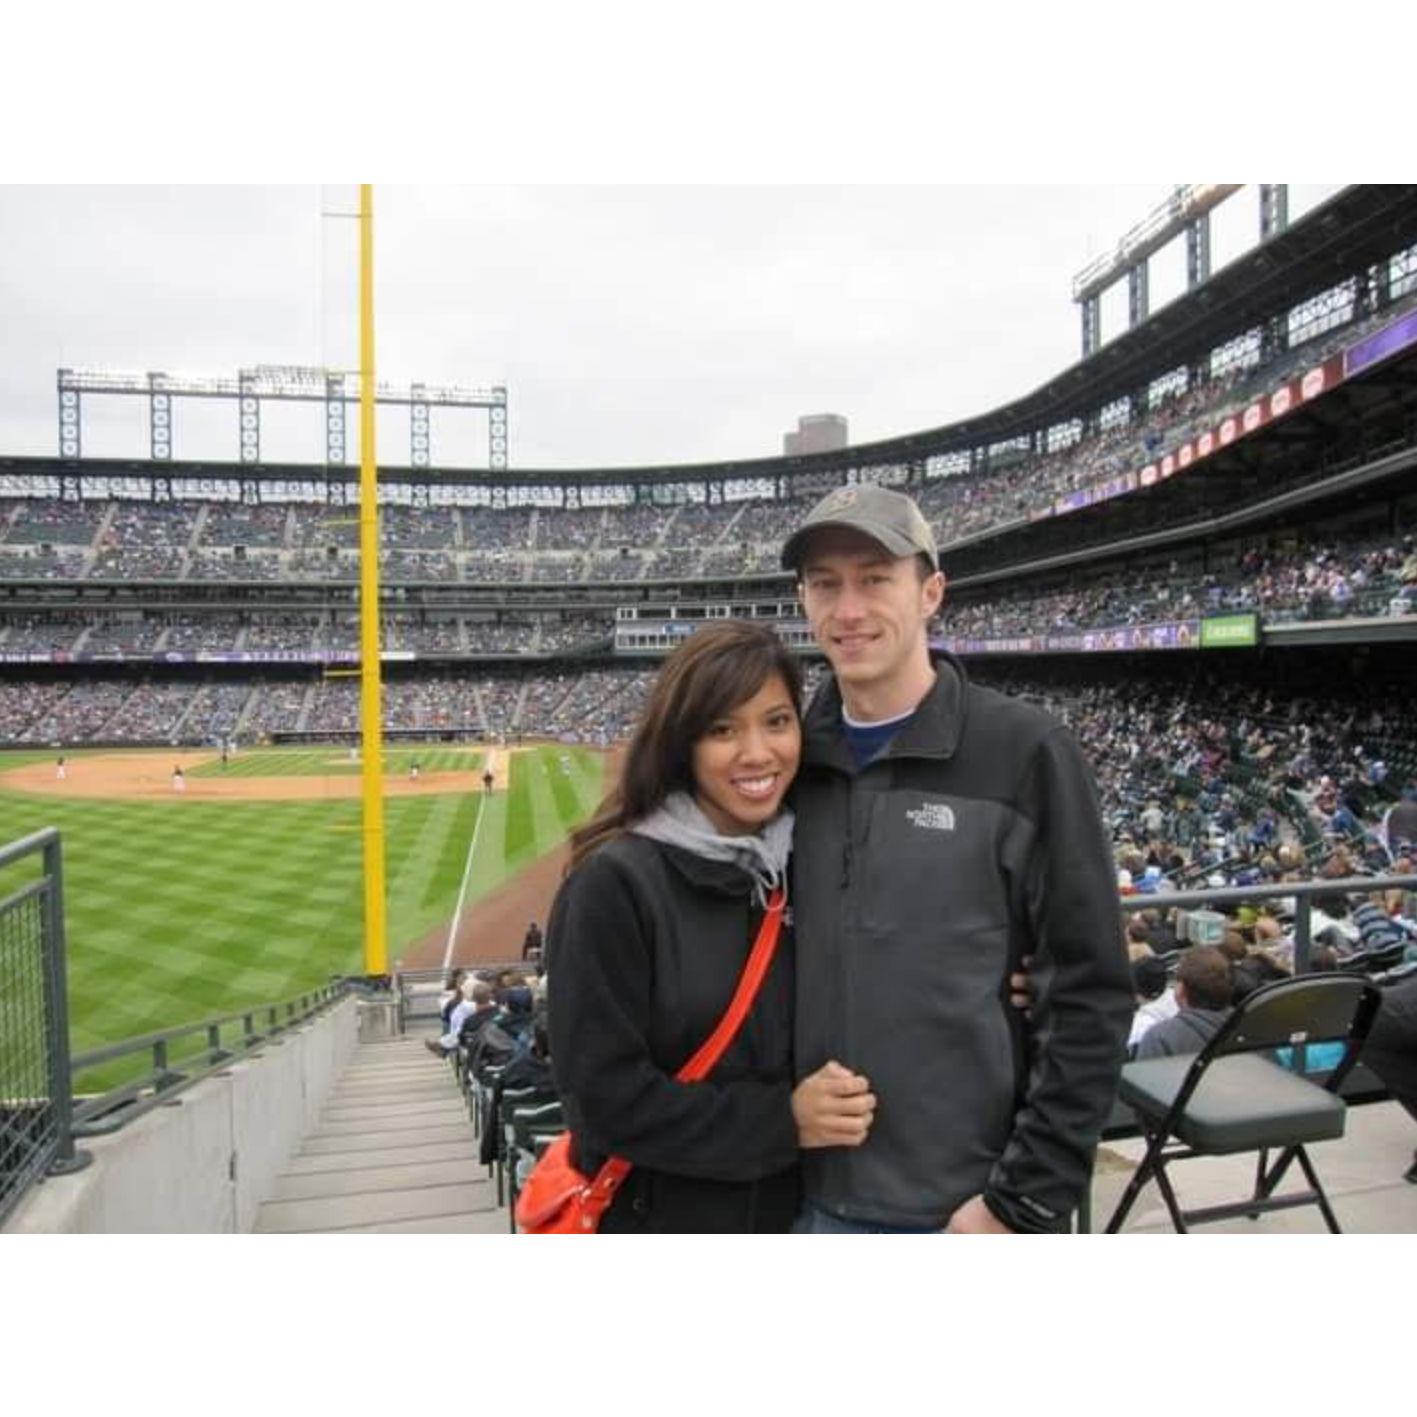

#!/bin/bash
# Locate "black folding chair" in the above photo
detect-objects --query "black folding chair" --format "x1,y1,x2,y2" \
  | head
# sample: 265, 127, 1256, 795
1106, 973, 1382, 1234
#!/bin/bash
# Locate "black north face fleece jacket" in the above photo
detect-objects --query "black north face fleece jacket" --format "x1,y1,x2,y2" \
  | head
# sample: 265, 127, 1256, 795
790, 651, 1132, 1232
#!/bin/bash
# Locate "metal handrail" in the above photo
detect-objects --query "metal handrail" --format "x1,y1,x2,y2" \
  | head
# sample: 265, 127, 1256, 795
0, 826, 60, 871
1120, 872, 1417, 974
0, 827, 88, 1229
68, 981, 352, 1136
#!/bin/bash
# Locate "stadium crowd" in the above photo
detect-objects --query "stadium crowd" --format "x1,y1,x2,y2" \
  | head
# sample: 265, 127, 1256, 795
978, 665, 1417, 889
7, 290, 1414, 591
3, 652, 1413, 907
5, 518, 1412, 667
947, 528, 1417, 638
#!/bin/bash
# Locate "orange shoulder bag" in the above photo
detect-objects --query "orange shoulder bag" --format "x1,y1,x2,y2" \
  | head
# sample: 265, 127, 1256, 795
515, 886, 786, 1234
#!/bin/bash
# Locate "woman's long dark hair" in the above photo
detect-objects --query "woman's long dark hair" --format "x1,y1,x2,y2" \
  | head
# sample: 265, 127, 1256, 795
567, 620, 803, 871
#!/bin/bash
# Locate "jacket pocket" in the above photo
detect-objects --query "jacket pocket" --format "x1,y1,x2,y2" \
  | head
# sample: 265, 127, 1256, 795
858, 790, 1011, 941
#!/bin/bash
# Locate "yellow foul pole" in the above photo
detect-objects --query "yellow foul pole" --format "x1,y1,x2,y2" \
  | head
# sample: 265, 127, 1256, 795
358, 183, 388, 975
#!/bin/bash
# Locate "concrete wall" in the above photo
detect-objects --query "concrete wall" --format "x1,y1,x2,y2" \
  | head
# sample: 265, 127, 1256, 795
4, 996, 359, 1234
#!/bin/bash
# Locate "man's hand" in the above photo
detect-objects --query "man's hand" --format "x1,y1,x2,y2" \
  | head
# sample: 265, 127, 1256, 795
1008, 954, 1036, 1018
792, 1060, 876, 1148
944, 1194, 1015, 1234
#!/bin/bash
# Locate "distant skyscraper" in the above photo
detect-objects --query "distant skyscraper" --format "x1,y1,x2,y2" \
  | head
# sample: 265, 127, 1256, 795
784, 413, 848, 456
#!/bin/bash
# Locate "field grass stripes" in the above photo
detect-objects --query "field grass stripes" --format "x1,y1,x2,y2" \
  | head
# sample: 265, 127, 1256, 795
441, 794, 487, 972
0, 744, 601, 1061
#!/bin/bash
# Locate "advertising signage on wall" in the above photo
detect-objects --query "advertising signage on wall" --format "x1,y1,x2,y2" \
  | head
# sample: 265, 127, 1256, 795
1043, 343, 1353, 523
1133, 352, 1347, 495
1345, 308, 1417, 378
934, 619, 1201, 656
1200, 613, 1259, 648
0, 650, 376, 666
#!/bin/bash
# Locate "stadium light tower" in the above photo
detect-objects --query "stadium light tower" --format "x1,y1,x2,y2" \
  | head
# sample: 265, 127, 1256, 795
56, 365, 510, 468
1072, 184, 1247, 356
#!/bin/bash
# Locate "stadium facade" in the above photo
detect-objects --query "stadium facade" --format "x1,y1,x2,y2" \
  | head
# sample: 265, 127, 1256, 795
2, 184, 1416, 851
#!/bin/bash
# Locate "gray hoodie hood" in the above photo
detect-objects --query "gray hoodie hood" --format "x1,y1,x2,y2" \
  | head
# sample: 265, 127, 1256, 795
630, 792, 793, 905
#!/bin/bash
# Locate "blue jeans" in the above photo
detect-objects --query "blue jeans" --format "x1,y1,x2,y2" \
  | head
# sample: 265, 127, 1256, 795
793, 1203, 941, 1235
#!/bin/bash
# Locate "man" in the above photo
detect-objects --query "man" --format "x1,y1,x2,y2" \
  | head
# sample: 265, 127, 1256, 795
782, 484, 1132, 1233
1360, 973, 1417, 1184
424, 977, 495, 1057
1383, 787, 1417, 857
1350, 892, 1409, 960
1132, 946, 1233, 1060
1127, 954, 1178, 1056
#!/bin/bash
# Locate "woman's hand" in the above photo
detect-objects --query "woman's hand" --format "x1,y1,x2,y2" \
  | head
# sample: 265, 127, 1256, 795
792, 1060, 876, 1148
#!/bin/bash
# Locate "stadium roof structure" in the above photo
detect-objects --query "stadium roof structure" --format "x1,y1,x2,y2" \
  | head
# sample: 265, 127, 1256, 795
334, 182, 1413, 485
767, 184, 1417, 474
12, 186, 1417, 493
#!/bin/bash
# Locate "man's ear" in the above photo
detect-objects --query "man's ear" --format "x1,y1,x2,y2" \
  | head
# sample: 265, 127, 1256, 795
924, 570, 946, 618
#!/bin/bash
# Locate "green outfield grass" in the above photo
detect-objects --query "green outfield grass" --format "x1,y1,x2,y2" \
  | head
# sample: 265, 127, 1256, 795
186, 745, 487, 779
0, 745, 603, 1065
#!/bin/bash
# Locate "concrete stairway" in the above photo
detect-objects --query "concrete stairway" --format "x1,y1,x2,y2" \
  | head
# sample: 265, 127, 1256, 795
252, 1035, 506, 1234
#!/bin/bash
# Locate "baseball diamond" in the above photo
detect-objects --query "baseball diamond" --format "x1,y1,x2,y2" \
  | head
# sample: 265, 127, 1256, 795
0, 743, 605, 1067
2, 184, 1417, 1239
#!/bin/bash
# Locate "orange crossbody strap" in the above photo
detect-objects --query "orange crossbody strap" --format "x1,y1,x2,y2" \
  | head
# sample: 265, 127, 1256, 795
580, 886, 786, 1208
678, 886, 786, 1080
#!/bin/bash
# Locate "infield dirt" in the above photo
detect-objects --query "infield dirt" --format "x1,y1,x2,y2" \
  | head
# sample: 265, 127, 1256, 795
3, 747, 513, 803
400, 743, 623, 970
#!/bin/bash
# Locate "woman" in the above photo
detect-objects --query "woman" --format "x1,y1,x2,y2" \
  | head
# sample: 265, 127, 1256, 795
545, 620, 874, 1233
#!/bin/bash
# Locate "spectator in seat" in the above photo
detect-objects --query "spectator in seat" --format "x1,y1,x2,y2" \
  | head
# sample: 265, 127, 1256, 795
1124, 918, 1154, 961
1218, 929, 1249, 966
497, 983, 537, 1054
1350, 892, 1410, 961
1140, 906, 1180, 953
1127, 955, 1178, 1056
1230, 950, 1289, 1004
456, 982, 499, 1049
494, 968, 528, 1002
437, 969, 466, 1030
1310, 895, 1360, 952
1134, 946, 1234, 1060
479, 995, 559, 1168
1383, 787, 1417, 857
426, 977, 494, 1057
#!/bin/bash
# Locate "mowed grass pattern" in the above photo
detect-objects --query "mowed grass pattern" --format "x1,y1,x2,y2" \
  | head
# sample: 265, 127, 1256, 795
0, 745, 603, 1059
187, 746, 485, 779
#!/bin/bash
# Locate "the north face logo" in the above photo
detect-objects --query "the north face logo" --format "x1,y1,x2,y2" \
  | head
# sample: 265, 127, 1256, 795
906, 802, 955, 832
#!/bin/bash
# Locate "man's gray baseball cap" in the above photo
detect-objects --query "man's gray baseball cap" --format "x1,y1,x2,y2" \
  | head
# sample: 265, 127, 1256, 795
781, 484, 939, 573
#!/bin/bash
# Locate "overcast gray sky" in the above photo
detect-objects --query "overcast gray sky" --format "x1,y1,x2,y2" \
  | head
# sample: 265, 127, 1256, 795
0, 184, 1345, 473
